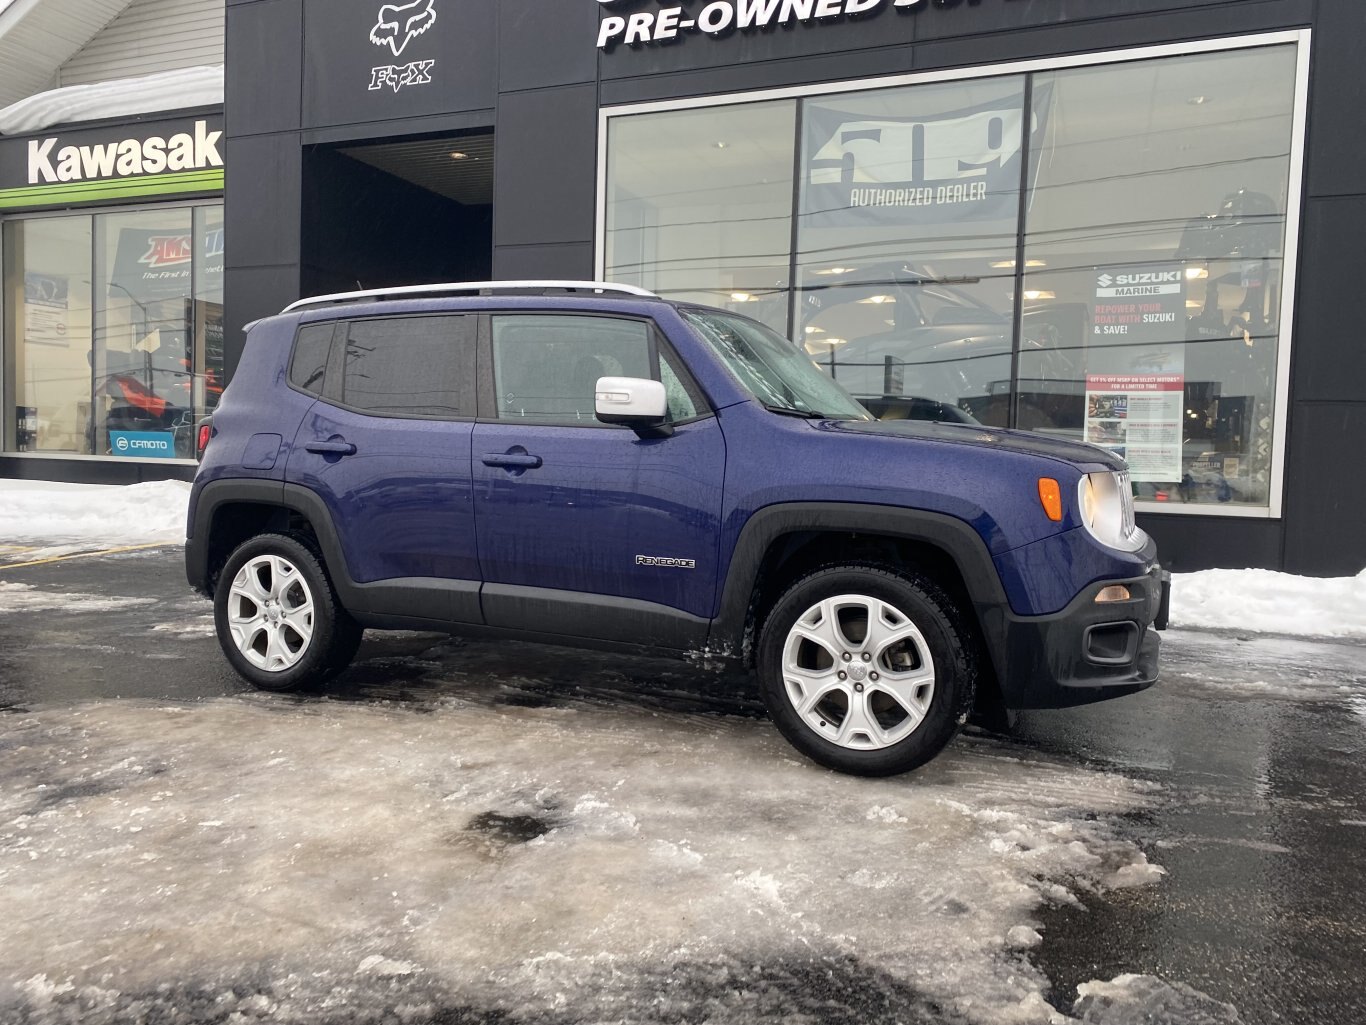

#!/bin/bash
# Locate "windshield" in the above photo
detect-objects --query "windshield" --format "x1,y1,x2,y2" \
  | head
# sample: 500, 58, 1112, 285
681, 308, 872, 421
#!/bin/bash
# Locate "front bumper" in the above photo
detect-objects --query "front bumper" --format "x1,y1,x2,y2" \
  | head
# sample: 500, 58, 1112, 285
997, 564, 1169, 709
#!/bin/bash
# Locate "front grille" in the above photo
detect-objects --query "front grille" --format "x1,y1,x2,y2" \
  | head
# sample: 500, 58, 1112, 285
1117, 470, 1136, 538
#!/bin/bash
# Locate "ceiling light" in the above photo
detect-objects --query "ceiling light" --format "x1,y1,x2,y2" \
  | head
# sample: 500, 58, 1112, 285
730, 292, 754, 302
989, 259, 1047, 269
1022, 290, 1056, 300
821, 337, 849, 346
1187, 95, 1209, 105
813, 266, 856, 276
714, 141, 728, 149
804, 326, 825, 335
857, 295, 894, 304
449, 151, 468, 160
1185, 267, 1209, 280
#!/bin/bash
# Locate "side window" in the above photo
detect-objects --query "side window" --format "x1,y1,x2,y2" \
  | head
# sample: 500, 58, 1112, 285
289, 323, 333, 396
341, 315, 474, 418
491, 315, 654, 423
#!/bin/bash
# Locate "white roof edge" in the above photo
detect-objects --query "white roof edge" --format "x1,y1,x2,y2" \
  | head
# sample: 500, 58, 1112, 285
0, 64, 223, 136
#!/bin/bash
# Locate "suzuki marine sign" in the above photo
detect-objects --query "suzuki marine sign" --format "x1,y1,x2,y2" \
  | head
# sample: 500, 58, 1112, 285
0, 115, 224, 211
597, 0, 1033, 48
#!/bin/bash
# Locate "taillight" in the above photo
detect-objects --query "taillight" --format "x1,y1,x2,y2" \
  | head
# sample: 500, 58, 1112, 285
196, 422, 213, 460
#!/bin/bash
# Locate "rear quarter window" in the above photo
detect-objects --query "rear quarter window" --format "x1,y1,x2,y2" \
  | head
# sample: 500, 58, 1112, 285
288, 323, 334, 396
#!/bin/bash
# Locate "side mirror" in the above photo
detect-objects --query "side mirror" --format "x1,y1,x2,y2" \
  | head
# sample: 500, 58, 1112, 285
595, 376, 671, 434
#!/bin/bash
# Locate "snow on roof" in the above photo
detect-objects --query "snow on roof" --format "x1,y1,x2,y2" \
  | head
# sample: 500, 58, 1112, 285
0, 63, 222, 135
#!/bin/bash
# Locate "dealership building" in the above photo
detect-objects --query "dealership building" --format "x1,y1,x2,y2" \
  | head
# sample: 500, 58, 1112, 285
0, 0, 1363, 576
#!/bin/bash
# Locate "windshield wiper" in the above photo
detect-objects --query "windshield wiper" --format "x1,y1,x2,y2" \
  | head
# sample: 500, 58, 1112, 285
763, 403, 829, 419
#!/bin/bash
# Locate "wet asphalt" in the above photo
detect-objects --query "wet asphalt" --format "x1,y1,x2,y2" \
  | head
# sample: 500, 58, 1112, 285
0, 547, 1363, 1025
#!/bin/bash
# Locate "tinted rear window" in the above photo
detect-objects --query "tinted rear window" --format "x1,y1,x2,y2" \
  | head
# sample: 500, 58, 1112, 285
340, 315, 475, 417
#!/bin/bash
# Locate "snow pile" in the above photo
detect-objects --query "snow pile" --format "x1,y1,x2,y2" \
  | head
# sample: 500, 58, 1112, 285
0, 66, 223, 135
0, 581, 156, 613
1171, 566, 1366, 640
1074, 973, 1243, 1024
0, 693, 1167, 1025
0, 480, 190, 555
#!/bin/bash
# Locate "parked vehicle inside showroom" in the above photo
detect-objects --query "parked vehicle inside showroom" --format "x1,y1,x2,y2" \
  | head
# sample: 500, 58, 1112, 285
186, 281, 1168, 776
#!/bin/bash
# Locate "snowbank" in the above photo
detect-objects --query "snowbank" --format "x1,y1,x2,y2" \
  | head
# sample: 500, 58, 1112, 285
0, 479, 190, 553
1170, 566, 1366, 640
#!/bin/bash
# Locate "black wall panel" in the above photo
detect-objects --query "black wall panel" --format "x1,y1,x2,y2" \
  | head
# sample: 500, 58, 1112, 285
493, 242, 595, 280
1282, 403, 1366, 575
223, 264, 301, 381
300, 0, 496, 130
1285, 196, 1366, 403
225, 0, 302, 137
224, 134, 302, 268
499, 0, 600, 92
1305, 0, 1366, 199
912, 0, 1308, 73
494, 85, 598, 248
1138, 513, 1283, 573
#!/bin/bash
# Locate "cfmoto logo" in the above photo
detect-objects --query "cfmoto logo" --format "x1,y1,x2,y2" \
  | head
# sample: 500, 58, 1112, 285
1097, 274, 1114, 287
115, 436, 129, 452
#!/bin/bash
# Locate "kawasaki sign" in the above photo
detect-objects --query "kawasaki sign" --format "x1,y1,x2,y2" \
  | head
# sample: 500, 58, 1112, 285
0, 114, 224, 211
597, 0, 1031, 48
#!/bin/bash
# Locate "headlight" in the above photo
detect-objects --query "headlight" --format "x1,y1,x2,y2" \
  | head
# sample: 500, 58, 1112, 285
1077, 471, 1146, 551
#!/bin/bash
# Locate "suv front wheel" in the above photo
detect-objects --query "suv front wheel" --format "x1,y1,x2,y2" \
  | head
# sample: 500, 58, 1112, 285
756, 565, 977, 776
214, 533, 361, 691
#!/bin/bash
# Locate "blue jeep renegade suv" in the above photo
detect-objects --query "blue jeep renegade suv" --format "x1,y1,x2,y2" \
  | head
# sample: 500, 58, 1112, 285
186, 281, 1168, 776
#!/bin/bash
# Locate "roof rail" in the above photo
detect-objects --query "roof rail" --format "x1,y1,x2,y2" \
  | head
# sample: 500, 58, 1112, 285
281, 280, 657, 314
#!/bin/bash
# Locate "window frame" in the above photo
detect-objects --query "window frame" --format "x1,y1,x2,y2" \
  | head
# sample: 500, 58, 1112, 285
596, 29, 1312, 520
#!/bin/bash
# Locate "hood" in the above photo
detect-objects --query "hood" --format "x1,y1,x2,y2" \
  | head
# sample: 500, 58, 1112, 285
814, 417, 1127, 472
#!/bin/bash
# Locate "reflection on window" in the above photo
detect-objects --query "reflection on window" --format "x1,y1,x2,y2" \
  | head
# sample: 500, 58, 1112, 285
2, 217, 95, 454
3, 204, 224, 459
491, 315, 652, 423
342, 316, 473, 417
1022, 46, 1297, 507
604, 101, 797, 332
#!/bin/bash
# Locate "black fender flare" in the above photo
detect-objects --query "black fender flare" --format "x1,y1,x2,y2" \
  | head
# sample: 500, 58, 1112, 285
706, 502, 1010, 680
186, 479, 354, 597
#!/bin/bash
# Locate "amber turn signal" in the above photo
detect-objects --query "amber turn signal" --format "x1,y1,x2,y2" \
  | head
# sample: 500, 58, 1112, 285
1037, 478, 1063, 521
1095, 585, 1132, 603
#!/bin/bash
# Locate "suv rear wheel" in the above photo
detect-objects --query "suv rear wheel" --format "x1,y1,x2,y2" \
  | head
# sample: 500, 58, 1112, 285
756, 565, 976, 776
214, 533, 361, 691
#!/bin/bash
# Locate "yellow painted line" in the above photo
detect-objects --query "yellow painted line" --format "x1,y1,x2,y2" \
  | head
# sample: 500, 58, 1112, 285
0, 544, 37, 553
0, 542, 168, 570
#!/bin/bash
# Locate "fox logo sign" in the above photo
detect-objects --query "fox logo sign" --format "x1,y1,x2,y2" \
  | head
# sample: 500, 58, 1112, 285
370, 0, 437, 57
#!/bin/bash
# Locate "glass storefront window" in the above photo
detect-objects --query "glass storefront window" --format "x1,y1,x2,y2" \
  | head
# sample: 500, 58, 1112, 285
2, 217, 95, 454
796, 77, 1028, 426
1021, 47, 1297, 508
2, 202, 223, 460
601, 37, 1303, 512
604, 100, 797, 333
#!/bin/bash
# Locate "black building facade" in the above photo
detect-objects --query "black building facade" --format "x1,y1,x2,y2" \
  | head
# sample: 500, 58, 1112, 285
221, 0, 1363, 576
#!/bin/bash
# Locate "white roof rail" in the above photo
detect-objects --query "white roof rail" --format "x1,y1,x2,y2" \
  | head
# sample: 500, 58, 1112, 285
282, 280, 657, 314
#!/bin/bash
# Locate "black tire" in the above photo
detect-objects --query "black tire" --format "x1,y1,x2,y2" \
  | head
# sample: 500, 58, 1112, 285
755, 564, 977, 777
213, 532, 361, 691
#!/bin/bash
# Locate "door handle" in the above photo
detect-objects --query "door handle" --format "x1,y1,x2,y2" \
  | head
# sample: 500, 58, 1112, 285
305, 440, 357, 455
481, 452, 543, 469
